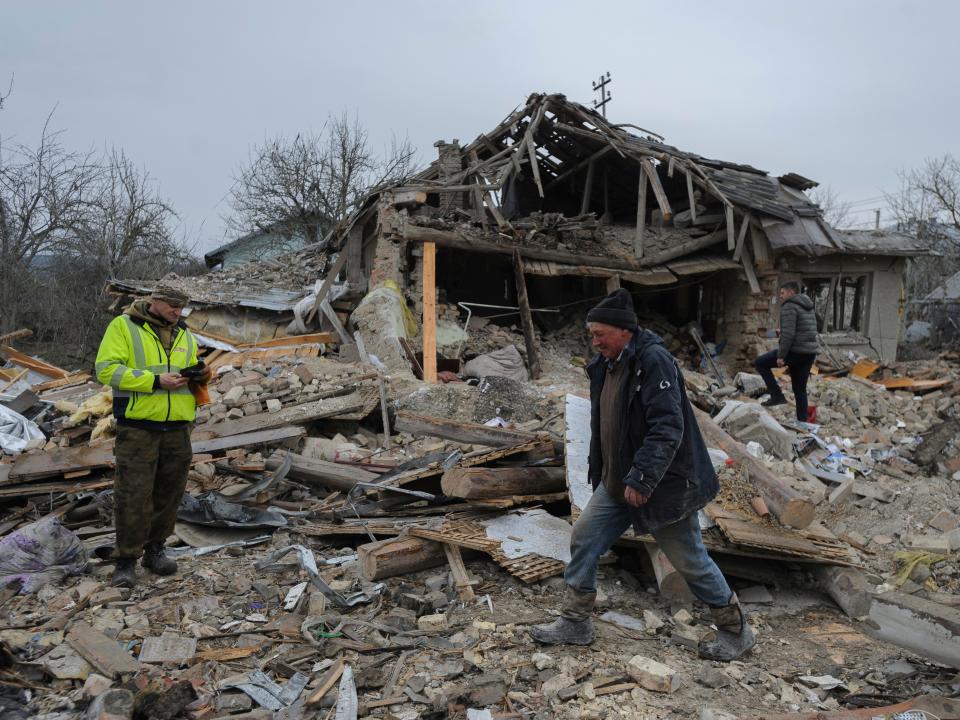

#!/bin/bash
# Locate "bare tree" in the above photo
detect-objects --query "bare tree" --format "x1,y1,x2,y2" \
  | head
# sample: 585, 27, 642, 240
888, 155, 960, 299
75, 148, 182, 277
808, 185, 852, 228
0, 116, 100, 334
226, 112, 416, 245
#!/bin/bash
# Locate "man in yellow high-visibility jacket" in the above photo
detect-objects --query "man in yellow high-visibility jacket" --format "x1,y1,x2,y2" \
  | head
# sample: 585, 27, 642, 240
95, 284, 199, 588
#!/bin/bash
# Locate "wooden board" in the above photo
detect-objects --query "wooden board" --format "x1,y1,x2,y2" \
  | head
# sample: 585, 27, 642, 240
191, 426, 306, 454
8, 442, 116, 482
849, 359, 881, 379
711, 514, 852, 564
394, 411, 538, 447
236, 332, 336, 349
875, 377, 950, 393
192, 393, 366, 439
65, 621, 141, 678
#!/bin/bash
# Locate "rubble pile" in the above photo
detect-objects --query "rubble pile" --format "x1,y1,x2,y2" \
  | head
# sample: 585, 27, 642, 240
2, 261, 960, 719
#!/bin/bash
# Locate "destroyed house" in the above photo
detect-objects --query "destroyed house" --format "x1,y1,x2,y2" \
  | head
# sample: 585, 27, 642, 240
325, 92, 918, 377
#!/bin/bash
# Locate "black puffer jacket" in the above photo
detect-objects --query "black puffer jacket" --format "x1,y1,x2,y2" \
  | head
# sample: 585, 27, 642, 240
586, 329, 719, 534
779, 294, 818, 357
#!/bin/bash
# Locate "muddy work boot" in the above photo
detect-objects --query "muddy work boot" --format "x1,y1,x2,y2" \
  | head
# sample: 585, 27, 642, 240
528, 586, 596, 646
142, 542, 178, 576
111, 557, 137, 588
699, 593, 756, 661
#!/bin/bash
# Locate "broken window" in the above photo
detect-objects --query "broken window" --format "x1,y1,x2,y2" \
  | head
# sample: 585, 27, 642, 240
802, 275, 868, 332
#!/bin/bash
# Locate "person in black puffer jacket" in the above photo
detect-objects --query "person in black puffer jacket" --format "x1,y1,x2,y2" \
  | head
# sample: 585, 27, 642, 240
756, 280, 818, 421
528, 289, 756, 661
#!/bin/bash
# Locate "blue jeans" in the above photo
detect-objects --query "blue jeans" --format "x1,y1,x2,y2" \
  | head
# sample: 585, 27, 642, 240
564, 484, 732, 608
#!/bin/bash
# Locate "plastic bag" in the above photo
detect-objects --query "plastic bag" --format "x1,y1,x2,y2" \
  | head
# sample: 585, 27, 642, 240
0, 404, 45, 455
0, 517, 88, 593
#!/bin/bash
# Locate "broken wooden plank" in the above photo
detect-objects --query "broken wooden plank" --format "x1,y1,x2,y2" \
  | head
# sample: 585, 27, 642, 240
732, 213, 751, 262
580, 157, 596, 215
641, 158, 672, 221
235, 332, 336, 349
684, 168, 697, 224
740, 242, 761, 294
307, 660, 345, 706
358, 536, 447, 581
512, 249, 542, 380
190, 426, 305, 454
441, 466, 565, 499
422, 241, 437, 383
694, 407, 815, 529
394, 411, 537, 448
725, 206, 736, 250
8, 442, 115, 482
65, 621, 141, 678
443, 543, 476, 601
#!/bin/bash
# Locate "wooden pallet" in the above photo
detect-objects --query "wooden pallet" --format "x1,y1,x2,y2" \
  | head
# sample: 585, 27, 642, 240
409, 518, 564, 583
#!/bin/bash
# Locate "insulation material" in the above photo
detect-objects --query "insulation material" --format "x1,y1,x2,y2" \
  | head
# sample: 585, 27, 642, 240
482, 509, 572, 564
463, 345, 528, 382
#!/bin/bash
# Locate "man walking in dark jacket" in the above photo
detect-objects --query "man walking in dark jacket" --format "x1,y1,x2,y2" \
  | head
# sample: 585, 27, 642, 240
755, 280, 818, 422
529, 289, 755, 661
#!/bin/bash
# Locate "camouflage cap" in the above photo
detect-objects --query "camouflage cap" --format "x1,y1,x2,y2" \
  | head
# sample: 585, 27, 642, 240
150, 284, 190, 307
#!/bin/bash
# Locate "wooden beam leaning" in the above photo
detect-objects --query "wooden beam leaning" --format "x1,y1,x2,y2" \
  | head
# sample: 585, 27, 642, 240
726, 206, 736, 251
512, 249, 542, 379
641, 159, 672, 221
693, 407, 814, 528
306, 233, 357, 325
422, 241, 437, 383
580, 158, 596, 215
545, 145, 614, 191
685, 168, 698, 224
733, 212, 752, 262
740, 242, 761, 294
634, 164, 648, 259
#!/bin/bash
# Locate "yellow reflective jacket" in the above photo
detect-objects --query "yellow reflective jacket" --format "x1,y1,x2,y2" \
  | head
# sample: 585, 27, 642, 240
94, 309, 199, 427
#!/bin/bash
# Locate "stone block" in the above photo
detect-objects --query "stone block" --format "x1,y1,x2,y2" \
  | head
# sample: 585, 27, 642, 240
417, 613, 448, 631
627, 655, 682, 694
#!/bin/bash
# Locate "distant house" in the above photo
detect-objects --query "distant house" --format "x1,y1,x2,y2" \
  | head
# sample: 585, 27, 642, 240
204, 221, 315, 270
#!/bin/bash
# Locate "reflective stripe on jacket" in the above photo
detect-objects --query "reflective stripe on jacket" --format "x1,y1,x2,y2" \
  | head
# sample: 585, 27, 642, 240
94, 314, 198, 425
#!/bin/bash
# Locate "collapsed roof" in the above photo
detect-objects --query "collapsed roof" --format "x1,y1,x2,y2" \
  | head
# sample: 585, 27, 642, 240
333, 92, 859, 267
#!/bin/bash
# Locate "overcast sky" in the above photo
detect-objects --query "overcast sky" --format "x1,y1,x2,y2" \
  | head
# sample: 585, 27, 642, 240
2, 1, 958, 253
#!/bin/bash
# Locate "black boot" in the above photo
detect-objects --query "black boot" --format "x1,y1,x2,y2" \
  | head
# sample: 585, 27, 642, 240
528, 587, 596, 646
112, 557, 137, 588
142, 542, 178, 576
699, 593, 756, 661
761, 395, 787, 408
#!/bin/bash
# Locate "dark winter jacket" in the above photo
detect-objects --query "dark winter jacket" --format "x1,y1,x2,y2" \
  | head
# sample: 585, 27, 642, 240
778, 294, 818, 358
586, 329, 719, 534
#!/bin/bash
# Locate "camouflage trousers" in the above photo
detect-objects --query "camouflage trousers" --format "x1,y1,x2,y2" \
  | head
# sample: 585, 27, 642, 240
113, 423, 192, 558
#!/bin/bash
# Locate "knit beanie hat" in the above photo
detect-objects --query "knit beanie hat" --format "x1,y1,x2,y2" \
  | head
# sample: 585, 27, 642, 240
586, 288, 637, 329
